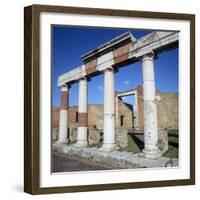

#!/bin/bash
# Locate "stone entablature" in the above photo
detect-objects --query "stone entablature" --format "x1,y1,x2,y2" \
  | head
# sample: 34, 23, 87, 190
57, 31, 178, 86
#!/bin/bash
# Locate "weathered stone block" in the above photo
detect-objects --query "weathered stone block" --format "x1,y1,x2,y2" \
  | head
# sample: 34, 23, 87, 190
158, 129, 168, 152
88, 128, 100, 145
116, 128, 128, 148
52, 127, 59, 141
69, 128, 77, 142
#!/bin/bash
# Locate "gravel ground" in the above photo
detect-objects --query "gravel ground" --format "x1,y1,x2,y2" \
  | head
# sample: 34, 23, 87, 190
52, 151, 113, 172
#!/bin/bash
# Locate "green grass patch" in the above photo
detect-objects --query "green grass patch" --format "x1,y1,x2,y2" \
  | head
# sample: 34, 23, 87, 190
164, 129, 179, 158
119, 135, 141, 154
163, 145, 178, 158
72, 129, 179, 159
168, 129, 179, 136
119, 129, 179, 158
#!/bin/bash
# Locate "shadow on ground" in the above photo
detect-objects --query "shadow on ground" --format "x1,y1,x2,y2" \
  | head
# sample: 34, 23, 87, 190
121, 130, 178, 158
129, 134, 144, 150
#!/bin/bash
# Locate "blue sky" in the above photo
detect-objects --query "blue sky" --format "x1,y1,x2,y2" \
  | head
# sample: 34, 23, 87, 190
52, 26, 178, 107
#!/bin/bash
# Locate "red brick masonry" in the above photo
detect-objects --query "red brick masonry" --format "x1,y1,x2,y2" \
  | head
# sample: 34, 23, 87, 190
60, 91, 69, 110
86, 59, 97, 75
113, 42, 132, 64
78, 113, 88, 127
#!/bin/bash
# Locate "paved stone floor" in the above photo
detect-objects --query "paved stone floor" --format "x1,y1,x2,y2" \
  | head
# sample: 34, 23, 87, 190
53, 143, 178, 172
53, 151, 113, 172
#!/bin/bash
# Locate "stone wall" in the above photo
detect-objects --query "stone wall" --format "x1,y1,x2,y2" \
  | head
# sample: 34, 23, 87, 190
116, 98, 133, 129
53, 127, 168, 151
53, 127, 101, 145
70, 128, 101, 145
116, 128, 128, 148
88, 128, 101, 145
157, 93, 178, 129
52, 87, 178, 131
135, 86, 144, 130
88, 105, 104, 129
135, 86, 178, 130
53, 103, 132, 130
52, 107, 60, 128
158, 129, 168, 152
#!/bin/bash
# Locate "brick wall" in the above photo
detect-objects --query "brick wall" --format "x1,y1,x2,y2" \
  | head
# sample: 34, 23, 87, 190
116, 98, 133, 129
52, 88, 178, 130
135, 86, 178, 130
52, 102, 132, 129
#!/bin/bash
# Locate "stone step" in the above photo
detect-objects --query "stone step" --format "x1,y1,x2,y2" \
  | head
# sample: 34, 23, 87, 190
53, 143, 178, 170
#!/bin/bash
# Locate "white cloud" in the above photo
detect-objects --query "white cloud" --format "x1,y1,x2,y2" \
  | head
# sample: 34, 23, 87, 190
124, 80, 130, 85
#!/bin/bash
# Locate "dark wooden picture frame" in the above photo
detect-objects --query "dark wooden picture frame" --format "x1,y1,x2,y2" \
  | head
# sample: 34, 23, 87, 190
24, 4, 195, 195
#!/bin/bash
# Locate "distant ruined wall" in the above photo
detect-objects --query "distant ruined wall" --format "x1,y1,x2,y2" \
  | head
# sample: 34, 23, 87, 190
52, 107, 60, 128
135, 86, 144, 130
157, 93, 178, 129
135, 86, 178, 130
116, 98, 133, 129
88, 105, 104, 129
52, 103, 132, 130
52, 88, 178, 131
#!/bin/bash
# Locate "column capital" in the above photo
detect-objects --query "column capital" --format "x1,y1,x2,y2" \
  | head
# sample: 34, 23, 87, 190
79, 76, 92, 82
79, 77, 89, 86
79, 76, 87, 80
142, 51, 154, 61
61, 84, 70, 92
104, 66, 115, 73
104, 66, 119, 74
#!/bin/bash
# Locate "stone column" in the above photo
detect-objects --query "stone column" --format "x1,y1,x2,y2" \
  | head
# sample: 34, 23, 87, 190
57, 84, 69, 144
100, 67, 117, 151
141, 52, 162, 159
75, 77, 88, 147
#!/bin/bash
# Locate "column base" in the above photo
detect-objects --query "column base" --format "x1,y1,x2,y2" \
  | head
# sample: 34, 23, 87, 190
139, 148, 163, 159
74, 140, 88, 148
56, 139, 69, 144
99, 143, 119, 152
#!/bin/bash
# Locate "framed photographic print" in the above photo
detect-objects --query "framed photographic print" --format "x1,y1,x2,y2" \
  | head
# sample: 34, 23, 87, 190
24, 4, 195, 194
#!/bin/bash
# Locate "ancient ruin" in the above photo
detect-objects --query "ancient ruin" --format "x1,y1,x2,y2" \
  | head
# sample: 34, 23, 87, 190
55, 31, 178, 159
